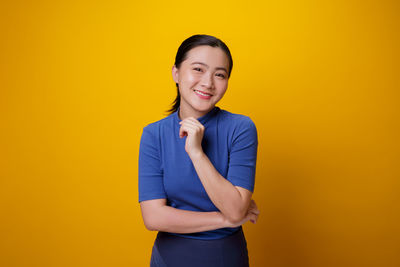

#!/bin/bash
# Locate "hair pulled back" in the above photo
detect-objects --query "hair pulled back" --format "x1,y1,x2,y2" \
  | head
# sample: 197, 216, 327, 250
167, 34, 233, 114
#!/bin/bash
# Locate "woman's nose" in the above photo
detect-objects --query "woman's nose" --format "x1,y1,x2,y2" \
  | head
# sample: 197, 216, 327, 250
201, 73, 214, 89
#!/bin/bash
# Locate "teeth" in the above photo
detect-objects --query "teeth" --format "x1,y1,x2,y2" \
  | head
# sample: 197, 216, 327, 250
195, 90, 211, 96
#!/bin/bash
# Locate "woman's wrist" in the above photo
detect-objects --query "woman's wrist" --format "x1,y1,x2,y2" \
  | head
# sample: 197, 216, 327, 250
219, 212, 231, 228
219, 212, 237, 228
188, 149, 205, 161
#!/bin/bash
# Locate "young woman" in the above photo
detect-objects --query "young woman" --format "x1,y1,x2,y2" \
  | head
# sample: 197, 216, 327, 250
138, 34, 260, 267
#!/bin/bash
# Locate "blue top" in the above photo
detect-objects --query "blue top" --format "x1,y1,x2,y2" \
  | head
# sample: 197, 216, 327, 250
138, 106, 258, 240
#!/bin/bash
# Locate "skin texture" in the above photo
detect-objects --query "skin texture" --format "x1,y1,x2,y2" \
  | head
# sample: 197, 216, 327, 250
140, 45, 259, 233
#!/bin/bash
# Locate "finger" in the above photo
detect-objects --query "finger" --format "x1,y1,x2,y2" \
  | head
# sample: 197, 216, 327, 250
249, 209, 260, 217
179, 124, 191, 138
180, 123, 198, 134
248, 203, 260, 214
179, 123, 203, 139
250, 208, 260, 215
248, 200, 257, 211
179, 125, 187, 138
252, 213, 259, 222
179, 124, 197, 138
251, 199, 258, 210
180, 119, 204, 132
180, 120, 205, 134
249, 213, 257, 224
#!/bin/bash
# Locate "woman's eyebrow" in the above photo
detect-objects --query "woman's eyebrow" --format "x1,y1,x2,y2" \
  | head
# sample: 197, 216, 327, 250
191, 61, 228, 73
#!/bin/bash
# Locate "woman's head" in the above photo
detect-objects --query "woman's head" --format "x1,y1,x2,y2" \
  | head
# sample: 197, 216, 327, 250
168, 34, 233, 116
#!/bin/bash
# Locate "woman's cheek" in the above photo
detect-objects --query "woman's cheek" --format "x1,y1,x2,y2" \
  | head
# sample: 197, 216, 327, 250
187, 73, 198, 83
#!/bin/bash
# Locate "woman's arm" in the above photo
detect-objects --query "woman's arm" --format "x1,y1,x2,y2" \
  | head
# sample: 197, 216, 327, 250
140, 198, 259, 233
179, 117, 258, 223
189, 152, 253, 223
139, 120, 259, 233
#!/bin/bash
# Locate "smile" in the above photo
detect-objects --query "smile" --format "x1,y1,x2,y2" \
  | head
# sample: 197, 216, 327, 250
194, 89, 212, 99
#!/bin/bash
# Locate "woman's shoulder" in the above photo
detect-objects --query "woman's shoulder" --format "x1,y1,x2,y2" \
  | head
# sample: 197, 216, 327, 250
141, 112, 175, 133
217, 108, 258, 145
218, 108, 257, 129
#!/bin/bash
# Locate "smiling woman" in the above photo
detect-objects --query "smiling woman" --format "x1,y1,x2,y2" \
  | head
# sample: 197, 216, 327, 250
171, 45, 230, 118
138, 34, 259, 267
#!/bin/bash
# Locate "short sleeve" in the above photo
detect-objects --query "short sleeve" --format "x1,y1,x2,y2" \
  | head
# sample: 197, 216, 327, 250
226, 117, 258, 193
138, 125, 167, 202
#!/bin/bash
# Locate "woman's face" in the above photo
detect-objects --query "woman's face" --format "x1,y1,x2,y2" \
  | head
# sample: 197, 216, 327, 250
172, 45, 230, 118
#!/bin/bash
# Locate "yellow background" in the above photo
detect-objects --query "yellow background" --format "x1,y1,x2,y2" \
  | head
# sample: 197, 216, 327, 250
1, 1, 399, 266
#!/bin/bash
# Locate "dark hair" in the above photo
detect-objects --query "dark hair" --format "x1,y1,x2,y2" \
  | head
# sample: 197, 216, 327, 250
166, 34, 233, 114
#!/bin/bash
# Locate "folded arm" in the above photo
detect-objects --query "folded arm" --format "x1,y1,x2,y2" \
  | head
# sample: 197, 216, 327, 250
179, 117, 259, 224
190, 152, 253, 223
140, 198, 253, 233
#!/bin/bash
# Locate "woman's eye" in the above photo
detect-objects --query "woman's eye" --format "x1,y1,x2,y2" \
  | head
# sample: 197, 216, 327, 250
216, 73, 226, 78
193, 68, 202, 72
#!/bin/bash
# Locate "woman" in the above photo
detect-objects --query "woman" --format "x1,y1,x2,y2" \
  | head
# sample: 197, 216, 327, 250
138, 34, 260, 267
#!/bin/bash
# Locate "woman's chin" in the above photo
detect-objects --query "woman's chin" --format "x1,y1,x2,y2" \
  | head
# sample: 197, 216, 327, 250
192, 99, 216, 109
194, 104, 215, 114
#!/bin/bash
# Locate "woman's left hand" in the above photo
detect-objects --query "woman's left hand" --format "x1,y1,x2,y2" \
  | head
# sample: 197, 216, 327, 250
179, 117, 205, 158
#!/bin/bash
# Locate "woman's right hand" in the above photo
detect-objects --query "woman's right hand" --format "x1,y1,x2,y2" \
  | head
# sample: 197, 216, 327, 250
224, 199, 260, 228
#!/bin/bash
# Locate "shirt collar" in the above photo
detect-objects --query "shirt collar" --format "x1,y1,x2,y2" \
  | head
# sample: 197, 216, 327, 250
174, 106, 220, 125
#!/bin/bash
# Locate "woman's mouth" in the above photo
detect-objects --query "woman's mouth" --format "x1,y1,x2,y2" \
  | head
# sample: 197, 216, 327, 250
194, 89, 212, 100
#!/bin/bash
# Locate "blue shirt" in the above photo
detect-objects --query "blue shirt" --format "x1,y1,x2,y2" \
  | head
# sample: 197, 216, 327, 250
138, 106, 258, 240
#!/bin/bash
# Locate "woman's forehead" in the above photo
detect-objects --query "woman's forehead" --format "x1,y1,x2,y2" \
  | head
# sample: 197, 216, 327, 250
185, 46, 229, 68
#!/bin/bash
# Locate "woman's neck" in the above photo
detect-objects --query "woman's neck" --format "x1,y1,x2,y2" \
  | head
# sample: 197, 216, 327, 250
178, 106, 214, 120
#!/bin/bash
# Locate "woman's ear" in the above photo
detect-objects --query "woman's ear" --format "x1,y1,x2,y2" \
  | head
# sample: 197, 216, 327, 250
172, 65, 179, 83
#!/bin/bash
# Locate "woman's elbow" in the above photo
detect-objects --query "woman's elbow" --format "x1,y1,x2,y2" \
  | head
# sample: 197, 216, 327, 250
140, 199, 167, 231
144, 223, 158, 232
142, 211, 170, 232
226, 209, 247, 224
142, 216, 160, 231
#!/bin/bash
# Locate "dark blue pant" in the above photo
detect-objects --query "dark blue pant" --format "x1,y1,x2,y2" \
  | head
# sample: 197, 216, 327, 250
150, 228, 249, 267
